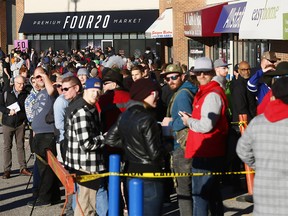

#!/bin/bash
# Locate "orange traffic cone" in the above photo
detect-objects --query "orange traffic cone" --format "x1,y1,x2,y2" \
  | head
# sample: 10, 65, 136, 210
238, 114, 254, 196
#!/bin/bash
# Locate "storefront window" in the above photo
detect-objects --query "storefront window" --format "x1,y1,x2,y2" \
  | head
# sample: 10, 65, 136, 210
34, 34, 40, 40
27, 35, 33, 40
122, 33, 129, 39
94, 40, 101, 49
55, 40, 69, 52
69, 34, 78, 40
87, 34, 93, 40
114, 34, 121, 39
188, 39, 204, 68
79, 34, 87, 40
94, 34, 103, 39
47, 35, 54, 40
55, 34, 61, 40
40, 35, 47, 40
130, 39, 145, 58
62, 34, 68, 40
138, 33, 145, 39
114, 39, 129, 57
80, 40, 88, 49
104, 34, 113, 39
233, 38, 269, 68
130, 33, 137, 39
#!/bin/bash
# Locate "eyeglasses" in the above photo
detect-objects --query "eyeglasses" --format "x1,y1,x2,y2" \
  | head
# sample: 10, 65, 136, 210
61, 85, 76, 92
35, 75, 42, 79
55, 84, 62, 88
195, 71, 213, 76
16, 82, 24, 85
268, 60, 277, 64
239, 68, 251, 71
164, 75, 180, 82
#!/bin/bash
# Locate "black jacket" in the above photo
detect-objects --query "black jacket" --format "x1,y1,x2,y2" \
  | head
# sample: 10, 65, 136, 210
0, 88, 28, 127
104, 100, 164, 173
231, 76, 257, 123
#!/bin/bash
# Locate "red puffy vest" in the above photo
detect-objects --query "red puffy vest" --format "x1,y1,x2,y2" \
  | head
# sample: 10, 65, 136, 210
185, 81, 228, 158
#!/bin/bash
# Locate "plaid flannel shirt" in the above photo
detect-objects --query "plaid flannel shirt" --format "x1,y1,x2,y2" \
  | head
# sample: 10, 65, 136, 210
65, 103, 104, 173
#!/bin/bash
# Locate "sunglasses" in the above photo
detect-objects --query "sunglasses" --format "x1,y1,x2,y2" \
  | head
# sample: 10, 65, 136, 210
55, 84, 62, 88
164, 75, 180, 82
35, 75, 42, 79
195, 71, 213, 76
61, 85, 76, 92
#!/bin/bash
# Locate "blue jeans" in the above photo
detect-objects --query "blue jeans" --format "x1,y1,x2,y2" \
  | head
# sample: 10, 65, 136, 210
192, 157, 224, 216
127, 178, 164, 216
172, 148, 193, 215
96, 182, 108, 216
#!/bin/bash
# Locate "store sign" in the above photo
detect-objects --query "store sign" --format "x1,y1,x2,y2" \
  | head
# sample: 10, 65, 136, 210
184, 11, 202, 37
283, 13, 288, 39
14, 39, 28, 51
184, 3, 224, 37
239, 0, 288, 40
145, 9, 173, 38
19, 10, 158, 33
214, 2, 246, 33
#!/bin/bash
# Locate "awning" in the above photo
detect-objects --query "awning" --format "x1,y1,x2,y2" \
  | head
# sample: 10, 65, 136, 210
214, 2, 246, 33
184, 3, 226, 37
19, 10, 158, 34
239, 0, 288, 40
145, 8, 173, 38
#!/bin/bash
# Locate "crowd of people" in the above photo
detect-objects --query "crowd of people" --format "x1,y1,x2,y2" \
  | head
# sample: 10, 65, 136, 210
0, 45, 288, 216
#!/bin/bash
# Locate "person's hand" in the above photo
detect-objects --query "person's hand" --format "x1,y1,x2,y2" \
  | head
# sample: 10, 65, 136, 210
162, 117, 172, 126
261, 59, 276, 73
178, 111, 191, 126
9, 109, 16, 116
262, 65, 276, 73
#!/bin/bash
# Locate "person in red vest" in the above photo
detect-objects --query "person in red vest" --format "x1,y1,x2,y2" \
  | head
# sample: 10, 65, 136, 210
179, 57, 229, 216
97, 69, 130, 133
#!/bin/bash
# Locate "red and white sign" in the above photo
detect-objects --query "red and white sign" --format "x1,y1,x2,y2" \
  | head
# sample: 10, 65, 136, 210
145, 8, 173, 38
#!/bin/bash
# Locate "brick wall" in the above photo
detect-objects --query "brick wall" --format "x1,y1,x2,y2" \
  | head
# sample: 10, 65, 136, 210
16, 0, 24, 40
0, 1, 7, 52
160, 0, 205, 65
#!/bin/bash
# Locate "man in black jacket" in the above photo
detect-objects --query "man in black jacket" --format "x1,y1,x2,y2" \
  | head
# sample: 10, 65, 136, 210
0, 75, 31, 179
228, 61, 257, 191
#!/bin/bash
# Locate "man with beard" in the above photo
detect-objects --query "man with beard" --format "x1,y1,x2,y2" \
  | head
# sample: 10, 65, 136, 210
161, 63, 197, 215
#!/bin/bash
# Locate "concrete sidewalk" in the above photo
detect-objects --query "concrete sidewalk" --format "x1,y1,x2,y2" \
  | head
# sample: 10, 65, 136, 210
0, 129, 253, 216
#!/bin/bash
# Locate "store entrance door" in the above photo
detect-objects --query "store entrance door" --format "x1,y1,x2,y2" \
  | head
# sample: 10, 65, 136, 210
101, 40, 113, 53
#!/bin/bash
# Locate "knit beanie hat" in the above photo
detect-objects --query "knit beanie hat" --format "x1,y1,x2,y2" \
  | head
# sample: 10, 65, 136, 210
130, 78, 159, 101
271, 76, 288, 104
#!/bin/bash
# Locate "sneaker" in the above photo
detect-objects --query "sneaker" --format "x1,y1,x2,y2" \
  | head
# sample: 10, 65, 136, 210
27, 199, 51, 208
20, 168, 32, 176
2, 171, 10, 179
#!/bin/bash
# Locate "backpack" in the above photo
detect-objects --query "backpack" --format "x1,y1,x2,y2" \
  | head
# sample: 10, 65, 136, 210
166, 88, 194, 150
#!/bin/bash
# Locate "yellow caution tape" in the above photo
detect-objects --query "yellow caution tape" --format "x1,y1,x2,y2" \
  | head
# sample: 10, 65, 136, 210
230, 121, 247, 127
76, 170, 255, 183
35, 154, 48, 165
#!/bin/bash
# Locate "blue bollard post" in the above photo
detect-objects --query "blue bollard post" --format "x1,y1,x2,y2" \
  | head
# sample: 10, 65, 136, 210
108, 154, 120, 216
129, 178, 143, 216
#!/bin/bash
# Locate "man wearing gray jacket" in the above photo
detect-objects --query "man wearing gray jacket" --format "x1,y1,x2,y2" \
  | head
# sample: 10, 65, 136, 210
237, 76, 288, 216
